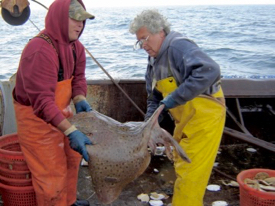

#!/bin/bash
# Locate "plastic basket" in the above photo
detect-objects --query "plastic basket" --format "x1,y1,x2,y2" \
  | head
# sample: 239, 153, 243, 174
0, 183, 37, 206
0, 175, 32, 187
1, 142, 21, 151
0, 133, 26, 162
0, 158, 29, 171
237, 168, 275, 206
0, 166, 31, 179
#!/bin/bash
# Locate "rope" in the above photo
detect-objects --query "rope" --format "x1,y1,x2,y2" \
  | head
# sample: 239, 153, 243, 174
85, 48, 145, 117
28, 18, 41, 32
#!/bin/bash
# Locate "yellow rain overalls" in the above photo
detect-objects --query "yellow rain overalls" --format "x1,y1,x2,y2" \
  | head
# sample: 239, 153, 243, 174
13, 77, 81, 205
155, 76, 226, 206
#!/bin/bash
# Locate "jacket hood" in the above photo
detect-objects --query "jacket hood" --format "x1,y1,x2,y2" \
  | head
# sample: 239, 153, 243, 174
45, 0, 87, 44
157, 31, 183, 59
41, 0, 88, 81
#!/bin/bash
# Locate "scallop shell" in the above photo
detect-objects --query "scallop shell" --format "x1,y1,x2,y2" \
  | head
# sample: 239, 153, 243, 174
212, 200, 228, 206
137, 193, 149, 202
220, 180, 239, 187
255, 172, 269, 180
149, 199, 163, 206
150, 192, 166, 200
207, 184, 221, 191
264, 177, 275, 186
246, 148, 257, 153
155, 146, 165, 156
153, 168, 159, 173
259, 184, 275, 192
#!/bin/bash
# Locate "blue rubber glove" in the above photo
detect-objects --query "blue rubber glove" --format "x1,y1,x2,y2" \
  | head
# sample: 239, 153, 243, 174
160, 94, 178, 110
67, 130, 92, 161
75, 100, 92, 113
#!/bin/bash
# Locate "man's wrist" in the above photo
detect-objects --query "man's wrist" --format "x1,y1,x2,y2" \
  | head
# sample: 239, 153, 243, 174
64, 125, 77, 136
73, 95, 86, 104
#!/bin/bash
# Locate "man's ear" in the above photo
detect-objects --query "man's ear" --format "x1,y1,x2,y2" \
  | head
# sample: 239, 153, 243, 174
160, 30, 166, 38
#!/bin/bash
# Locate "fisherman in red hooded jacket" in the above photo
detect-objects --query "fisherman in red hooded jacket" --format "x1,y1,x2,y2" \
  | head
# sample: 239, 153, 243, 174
13, 0, 94, 205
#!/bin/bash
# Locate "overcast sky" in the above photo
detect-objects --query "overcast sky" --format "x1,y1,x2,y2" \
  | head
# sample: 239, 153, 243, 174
32, 0, 275, 9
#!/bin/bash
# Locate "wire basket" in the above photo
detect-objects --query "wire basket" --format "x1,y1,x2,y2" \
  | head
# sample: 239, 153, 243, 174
237, 168, 275, 206
0, 182, 37, 206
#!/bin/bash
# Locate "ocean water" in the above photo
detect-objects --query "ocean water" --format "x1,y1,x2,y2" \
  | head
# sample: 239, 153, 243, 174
0, 4, 275, 81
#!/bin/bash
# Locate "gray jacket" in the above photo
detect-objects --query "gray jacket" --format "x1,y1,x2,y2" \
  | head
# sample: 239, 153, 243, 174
145, 31, 221, 120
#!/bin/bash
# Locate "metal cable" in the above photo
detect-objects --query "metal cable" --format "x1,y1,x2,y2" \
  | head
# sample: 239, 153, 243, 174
28, 18, 41, 31
30, 0, 48, 10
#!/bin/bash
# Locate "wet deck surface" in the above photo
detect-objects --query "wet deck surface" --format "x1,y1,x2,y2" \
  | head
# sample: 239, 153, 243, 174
77, 156, 176, 206
77, 154, 241, 206
77, 139, 275, 206
0, 109, 274, 206
1, 143, 274, 206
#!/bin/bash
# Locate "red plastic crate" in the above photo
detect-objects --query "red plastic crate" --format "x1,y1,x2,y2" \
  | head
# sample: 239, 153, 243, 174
0, 183, 37, 206
0, 133, 26, 162
237, 168, 275, 206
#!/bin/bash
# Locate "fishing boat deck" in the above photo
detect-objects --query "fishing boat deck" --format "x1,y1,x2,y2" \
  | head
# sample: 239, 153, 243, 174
77, 140, 275, 206
77, 155, 240, 206
0, 78, 275, 206
74, 78, 275, 206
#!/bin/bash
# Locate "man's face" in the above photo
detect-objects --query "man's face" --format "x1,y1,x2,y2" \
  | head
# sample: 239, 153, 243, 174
68, 18, 83, 42
136, 27, 165, 58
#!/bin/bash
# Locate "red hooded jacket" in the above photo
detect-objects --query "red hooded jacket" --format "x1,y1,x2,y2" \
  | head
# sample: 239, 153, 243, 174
13, 0, 88, 127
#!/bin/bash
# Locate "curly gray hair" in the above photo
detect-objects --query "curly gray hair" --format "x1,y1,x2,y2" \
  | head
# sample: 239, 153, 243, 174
129, 9, 171, 35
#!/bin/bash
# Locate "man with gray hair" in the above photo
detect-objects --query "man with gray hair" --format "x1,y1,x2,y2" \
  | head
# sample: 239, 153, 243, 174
13, 0, 94, 205
129, 9, 226, 206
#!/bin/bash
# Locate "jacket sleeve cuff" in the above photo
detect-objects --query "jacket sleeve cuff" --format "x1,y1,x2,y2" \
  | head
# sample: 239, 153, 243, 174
73, 95, 86, 104
64, 125, 77, 136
